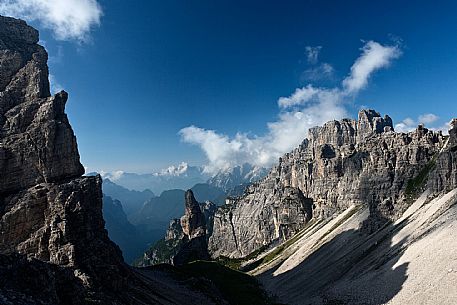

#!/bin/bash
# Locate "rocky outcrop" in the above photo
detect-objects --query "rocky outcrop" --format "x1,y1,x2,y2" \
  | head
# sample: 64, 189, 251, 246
0, 17, 83, 194
139, 190, 216, 266
0, 15, 133, 303
0, 16, 226, 305
173, 190, 211, 265
181, 190, 206, 238
209, 110, 447, 258
428, 119, 457, 193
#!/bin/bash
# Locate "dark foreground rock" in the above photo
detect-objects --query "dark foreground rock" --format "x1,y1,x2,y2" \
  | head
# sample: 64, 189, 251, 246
0, 15, 227, 305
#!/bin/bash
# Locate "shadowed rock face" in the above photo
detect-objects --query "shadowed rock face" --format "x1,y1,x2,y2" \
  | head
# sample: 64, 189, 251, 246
0, 15, 130, 303
209, 110, 447, 258
0, 16, 84, 194
0, 16, 227, 305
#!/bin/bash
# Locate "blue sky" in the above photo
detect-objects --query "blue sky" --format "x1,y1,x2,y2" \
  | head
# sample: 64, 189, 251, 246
2, 0, 457, 173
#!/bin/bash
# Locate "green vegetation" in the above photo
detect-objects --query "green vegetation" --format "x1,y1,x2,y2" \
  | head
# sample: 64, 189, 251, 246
319, 205, 361, 242
405, 158, 436, 198
217, 245, 268, 270
218, 219, 320, 272
133, 238, 181, 266
178, 261, 272, 305
258, 218, 319, 266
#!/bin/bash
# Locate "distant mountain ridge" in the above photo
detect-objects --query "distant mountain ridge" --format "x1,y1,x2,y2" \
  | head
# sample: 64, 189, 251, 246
102, 195, 162, 264
207, 163, 270, 191
97, 162, 269, 194
98, 162, 210, 194
102, 178, 154, 216
102, 180, 227, 264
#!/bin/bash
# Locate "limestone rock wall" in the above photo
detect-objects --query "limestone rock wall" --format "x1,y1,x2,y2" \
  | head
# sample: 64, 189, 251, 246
0, 16, 129, 303
0, 16, 83, 194
209, 110, 447, 258
0, 16, 240, 304
428, 120, 457, 192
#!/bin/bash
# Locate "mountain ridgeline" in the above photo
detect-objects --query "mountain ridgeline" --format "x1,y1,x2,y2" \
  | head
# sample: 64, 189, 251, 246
142, 108, 457, 304
209, 110, 447, 257
100, 164, 266, 264
0, 16, 260, 305
2, 15, 457, 305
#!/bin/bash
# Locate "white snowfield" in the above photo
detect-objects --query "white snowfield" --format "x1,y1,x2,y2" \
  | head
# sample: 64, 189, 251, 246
254, 188, 457, 305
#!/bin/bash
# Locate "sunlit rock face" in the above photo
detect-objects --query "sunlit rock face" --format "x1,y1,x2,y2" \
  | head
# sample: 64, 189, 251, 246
428, 119, 457, 192
139, 190, 215, 266
209, 109, 447, 258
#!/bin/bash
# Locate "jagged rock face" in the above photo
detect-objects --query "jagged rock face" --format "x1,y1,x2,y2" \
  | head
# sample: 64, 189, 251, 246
0, 16, 238, 305
429, 120, 457, 192
201, 200, 218, 237
181, 190, 206, 238
0, 16, 84, 194
0, 16, 130, 303
209, 186, 313, 258
0, 17, 49, 111
139, 192, 216, 266
0, 177, 124, 268
209, 110, 447, 258
450, 119, 457, 147
173, 190, 211, 265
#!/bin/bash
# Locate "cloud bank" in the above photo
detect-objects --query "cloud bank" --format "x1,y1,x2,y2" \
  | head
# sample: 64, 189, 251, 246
181, 40, 401, 174
395, 113, 449, 134
0, 0, 102, 41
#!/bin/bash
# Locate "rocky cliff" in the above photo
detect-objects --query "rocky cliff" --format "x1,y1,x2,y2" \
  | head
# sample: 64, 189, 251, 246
0, 16, 227, 305
139, 190, 216, 266
209, 110, 447, 258
0, 16, 129, 302
247, 120, 457, 305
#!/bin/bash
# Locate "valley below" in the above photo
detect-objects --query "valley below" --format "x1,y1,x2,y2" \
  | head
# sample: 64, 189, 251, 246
1, 14, 457, 305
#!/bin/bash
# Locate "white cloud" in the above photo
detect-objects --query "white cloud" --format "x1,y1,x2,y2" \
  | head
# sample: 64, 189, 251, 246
100, 170, 125, 181
180, 40, 401, 173
418, 113, 439, 125
395, 114, 450, 134
49, 74, 63, 94
301, 63, 335, 82
343, 41, 401, 94
160, 162, 190, 176
394, 117, 416, 132
302, 46, 334, 82
0, 0, 102, 41
278, 85, 319, 108
305, 46, 322, 64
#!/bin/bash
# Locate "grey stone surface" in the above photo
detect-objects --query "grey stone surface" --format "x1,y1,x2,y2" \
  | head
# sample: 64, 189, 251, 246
209, 110, 447, 258
0, 16, 224, 305
0, 15, 83, 194
139, 190, 216, 266
428, 120, 457, 192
